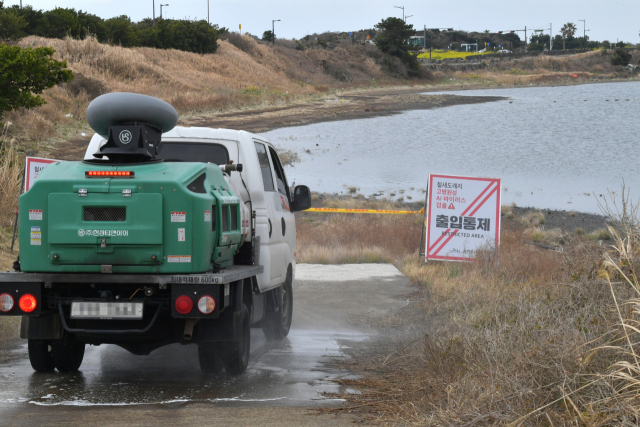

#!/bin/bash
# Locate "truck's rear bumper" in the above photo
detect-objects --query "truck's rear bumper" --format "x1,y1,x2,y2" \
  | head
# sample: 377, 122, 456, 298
0, 264, 263, 285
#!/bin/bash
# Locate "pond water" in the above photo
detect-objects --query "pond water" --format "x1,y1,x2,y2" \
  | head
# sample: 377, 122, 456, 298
260, 82, 640, 213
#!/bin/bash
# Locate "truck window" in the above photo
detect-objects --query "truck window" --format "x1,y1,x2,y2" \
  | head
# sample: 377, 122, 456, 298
157, 142, 229, 165
268, 147, 290, 201
254, 142, 275, 191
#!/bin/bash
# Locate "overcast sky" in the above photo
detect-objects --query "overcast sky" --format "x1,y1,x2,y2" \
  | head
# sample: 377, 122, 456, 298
5, 0, 639, 44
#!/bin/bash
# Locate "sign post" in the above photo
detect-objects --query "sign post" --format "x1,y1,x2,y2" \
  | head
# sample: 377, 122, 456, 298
425, 174, 501, 262
10, 157, 58, 252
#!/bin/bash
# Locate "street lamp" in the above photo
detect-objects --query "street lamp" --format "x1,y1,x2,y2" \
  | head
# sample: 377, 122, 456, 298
578, 19, 588, 49
160, 4, 168, 19
405, 15, 413, 21
272, 19, 281, 45
207, 0, 209, 24
394, 6, 405, 22
152, 0, 155, 26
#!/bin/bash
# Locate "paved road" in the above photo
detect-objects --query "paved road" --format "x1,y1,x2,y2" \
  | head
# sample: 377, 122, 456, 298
0, 264, 411, 426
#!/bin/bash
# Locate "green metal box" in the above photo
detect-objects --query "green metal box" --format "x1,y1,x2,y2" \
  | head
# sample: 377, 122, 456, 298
19, 161, 243, 273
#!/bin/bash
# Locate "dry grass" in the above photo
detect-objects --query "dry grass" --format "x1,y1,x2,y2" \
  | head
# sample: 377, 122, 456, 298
527, 226, 564, 245
597, 225, 640, 421
296, 213, 421, 264
501, 204, 515, 220
520, 210, 545, 227
321, 223, 637, 425
296, 195, 640, 425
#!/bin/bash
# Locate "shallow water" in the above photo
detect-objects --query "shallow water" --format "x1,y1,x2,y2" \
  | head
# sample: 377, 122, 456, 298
261, 81, 640, 213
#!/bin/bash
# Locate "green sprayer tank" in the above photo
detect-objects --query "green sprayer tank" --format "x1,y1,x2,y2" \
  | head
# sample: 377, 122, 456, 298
18, 93, 244, 274
19, 161, 243, 273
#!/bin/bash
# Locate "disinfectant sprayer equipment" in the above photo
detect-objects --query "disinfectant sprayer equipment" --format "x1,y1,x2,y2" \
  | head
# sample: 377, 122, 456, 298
18, 93, 246, 273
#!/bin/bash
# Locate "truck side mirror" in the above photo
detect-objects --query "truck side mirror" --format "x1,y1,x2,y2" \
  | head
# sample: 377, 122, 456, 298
291, 185, 312, 212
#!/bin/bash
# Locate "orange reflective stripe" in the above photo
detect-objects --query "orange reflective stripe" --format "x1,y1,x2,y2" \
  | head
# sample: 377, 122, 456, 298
305, 207, 421, 214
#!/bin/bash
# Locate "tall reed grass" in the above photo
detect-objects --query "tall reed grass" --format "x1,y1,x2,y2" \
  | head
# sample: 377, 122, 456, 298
0, 123, 25, 347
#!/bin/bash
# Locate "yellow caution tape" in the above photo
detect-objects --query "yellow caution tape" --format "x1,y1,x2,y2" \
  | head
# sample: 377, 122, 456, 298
305, 207, 424, 214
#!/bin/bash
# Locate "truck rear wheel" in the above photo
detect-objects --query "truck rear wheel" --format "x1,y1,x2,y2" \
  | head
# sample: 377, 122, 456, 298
198, 343, 224, 374
263, 268, 293, 341
28, 339, 56, 372
221, 303, 250, 376
51, 337, 85, 372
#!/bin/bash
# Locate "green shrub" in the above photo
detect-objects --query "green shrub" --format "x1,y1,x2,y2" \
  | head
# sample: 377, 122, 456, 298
0, 44, 73, 120
611, 48, 631, 66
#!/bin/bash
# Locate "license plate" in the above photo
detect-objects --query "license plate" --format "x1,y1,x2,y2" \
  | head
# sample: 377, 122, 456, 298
70, 302, 144, 319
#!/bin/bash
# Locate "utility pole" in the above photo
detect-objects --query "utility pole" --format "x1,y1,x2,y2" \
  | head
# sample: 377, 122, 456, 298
272, 19, 280, 45
508, 28, 527, 52
579, 19, 585, 49
550, 23, 552, 51
423, 25, 427, 50
207, 0, 209, 24
394, 6, 405, 22
153, 0, 155, 26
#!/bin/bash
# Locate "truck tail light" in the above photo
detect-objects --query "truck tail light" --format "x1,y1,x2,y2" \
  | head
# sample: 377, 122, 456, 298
197, 296, 216, 314
0, 293, 14, 312
85, 171, 135, 178
19, 294, 37, 313
175, 296, 193, 314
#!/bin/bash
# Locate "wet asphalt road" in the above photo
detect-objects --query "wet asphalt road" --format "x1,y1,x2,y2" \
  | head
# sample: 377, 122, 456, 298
0, 264, 411, 426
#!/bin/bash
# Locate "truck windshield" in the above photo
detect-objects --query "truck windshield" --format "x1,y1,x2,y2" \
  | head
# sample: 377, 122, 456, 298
157, 143, 229, 165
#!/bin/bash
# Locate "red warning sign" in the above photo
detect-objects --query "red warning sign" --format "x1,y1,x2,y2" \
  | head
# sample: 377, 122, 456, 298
25, 157, 58, 192
425, 174, 501, 262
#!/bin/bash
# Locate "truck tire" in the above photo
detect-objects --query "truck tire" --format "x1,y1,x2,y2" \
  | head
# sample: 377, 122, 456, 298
221, 303, 250, 376
262, 268, 293, 341
28, 339, 56, 372
51, 337, 85, 372
198, 343, 224, 374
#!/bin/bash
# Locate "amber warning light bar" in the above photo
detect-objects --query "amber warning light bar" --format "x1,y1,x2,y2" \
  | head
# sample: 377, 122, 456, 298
85, 171, 135, 178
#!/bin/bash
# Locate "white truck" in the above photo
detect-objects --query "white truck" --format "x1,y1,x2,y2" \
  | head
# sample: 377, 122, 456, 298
0, 93, 311, 375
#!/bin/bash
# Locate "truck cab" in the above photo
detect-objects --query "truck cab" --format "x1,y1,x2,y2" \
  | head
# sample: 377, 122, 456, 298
85, 127, 298, 293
